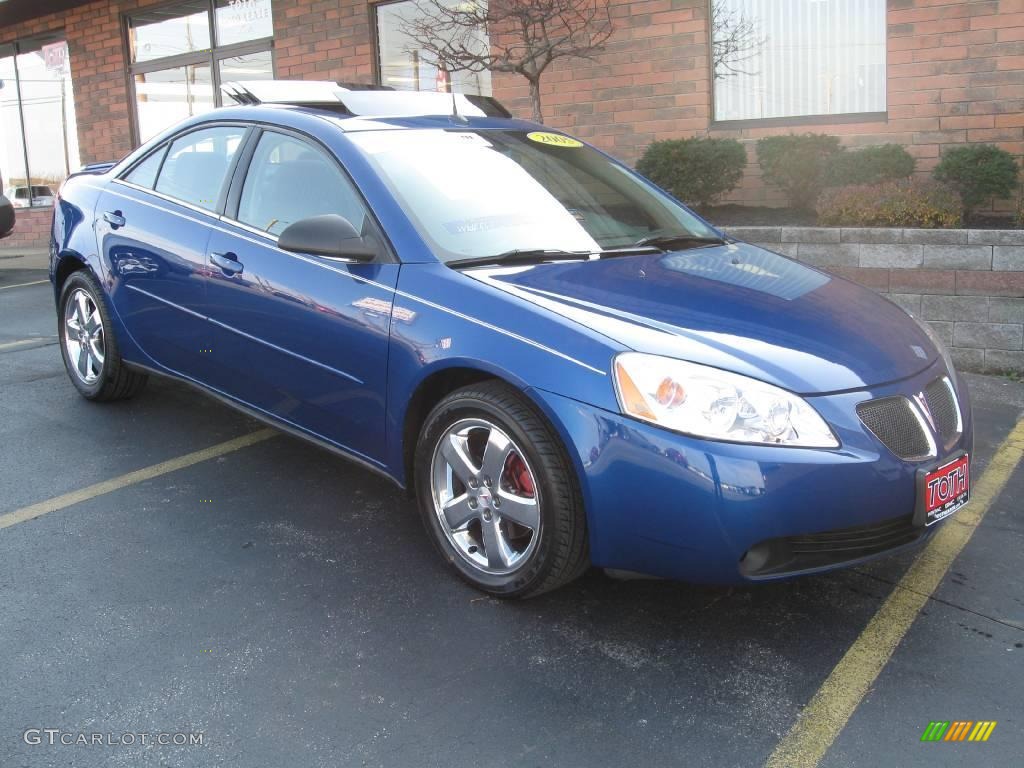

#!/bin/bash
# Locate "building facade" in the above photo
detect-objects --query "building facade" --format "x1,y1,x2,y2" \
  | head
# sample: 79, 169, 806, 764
1, 0, 1022, 250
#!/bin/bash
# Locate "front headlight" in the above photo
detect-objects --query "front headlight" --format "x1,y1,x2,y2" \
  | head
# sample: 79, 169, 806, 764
613, 353, 839, 448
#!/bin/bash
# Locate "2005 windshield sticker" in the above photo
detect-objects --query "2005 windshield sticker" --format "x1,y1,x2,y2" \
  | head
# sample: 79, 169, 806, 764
527, 132, 583, 148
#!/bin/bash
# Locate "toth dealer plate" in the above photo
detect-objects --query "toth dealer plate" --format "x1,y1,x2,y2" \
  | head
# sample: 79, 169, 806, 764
915, 453, 970, 527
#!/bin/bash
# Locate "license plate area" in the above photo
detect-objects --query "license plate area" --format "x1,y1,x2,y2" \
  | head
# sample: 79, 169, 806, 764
915, 453, 970, 527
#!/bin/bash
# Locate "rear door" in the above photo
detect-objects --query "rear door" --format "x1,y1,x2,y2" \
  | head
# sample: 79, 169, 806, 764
202, 128, 399, 465
99, 124, 248, 378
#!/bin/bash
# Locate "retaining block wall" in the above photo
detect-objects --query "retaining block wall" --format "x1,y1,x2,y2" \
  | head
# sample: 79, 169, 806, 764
725, 226, 1024, 373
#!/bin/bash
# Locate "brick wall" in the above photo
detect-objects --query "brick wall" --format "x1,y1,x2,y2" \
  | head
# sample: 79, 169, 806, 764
3, 0, 1022, 255
272, 0, 374, 82
492, 0, 713, 165
726, 226, 1024, 372
0, 208, 52, 251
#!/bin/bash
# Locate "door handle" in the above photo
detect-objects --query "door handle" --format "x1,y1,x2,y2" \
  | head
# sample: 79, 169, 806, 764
211, 251, 244, 275
102, 210, 126, 229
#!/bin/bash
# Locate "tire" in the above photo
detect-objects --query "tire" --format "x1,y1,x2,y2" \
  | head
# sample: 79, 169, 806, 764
415, 380, 588, 598
58, 269, 148, 401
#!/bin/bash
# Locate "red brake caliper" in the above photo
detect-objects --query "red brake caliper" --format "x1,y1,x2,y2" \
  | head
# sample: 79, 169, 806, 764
504, 453, 535, 498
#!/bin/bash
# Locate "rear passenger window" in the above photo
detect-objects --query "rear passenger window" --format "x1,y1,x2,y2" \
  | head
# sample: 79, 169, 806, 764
155, 126, 246, 211
123, 146, 167, 189
237, 131, 370, 237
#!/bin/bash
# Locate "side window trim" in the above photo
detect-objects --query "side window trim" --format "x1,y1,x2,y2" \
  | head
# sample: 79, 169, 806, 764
223, 126, 265, 221
216, 125, 257, 215
119, 142, 169, 189
223, 125, 396, 264
118, 122, 251, 216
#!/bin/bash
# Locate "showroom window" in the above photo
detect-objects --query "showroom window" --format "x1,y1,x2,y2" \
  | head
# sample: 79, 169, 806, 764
0, 35, 80, 208
127, 0, 275, 143
375, 0, 492, 96
711, 0, 886, 123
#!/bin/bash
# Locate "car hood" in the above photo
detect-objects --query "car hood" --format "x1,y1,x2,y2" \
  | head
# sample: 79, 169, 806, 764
465, 243, 937, 395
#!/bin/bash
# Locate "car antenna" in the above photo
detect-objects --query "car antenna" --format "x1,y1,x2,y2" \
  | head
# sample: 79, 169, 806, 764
450, 87, 469, 124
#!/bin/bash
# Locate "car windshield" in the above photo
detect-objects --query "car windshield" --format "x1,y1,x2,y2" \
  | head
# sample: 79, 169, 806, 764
347, 129, 718, 263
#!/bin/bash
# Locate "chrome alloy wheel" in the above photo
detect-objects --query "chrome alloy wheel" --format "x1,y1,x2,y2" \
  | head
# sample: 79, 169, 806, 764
430, 418, 541, 575
63, 288, 105, 385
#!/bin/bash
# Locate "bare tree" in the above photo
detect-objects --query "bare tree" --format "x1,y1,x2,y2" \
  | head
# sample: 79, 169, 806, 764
711, 1, 764, 80
400, 0, 614, 124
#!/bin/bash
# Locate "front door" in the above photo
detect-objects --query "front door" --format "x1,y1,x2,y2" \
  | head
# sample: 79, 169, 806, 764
203, 129, 398, 465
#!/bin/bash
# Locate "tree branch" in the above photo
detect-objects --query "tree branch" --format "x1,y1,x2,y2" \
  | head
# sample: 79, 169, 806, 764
399, 0, 615, 122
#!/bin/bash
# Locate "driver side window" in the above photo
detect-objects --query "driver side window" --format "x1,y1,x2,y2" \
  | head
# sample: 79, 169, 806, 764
237, 131, 370, 239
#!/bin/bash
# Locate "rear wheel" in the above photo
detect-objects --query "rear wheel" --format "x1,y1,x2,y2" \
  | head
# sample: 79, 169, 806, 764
415, 381, 588, 598
58, 270, 147, 401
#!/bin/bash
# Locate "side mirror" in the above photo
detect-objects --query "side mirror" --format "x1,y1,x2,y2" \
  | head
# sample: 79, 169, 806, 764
277, 214, 376, 261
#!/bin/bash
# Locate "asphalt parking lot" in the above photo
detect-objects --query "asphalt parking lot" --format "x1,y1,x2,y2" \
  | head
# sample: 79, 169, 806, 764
1, 266, 1022, 768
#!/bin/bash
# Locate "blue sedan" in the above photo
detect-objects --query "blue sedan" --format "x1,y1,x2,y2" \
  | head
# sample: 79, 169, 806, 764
50, 85, 972, 597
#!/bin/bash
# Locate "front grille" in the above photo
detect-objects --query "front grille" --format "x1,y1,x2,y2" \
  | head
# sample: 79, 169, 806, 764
856, 396, 932, 460
740, 514, 923, 578
924, 377, 961, 447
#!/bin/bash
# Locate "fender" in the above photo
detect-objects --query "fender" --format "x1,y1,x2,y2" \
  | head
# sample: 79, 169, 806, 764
51, 179, 152, 366
384, 263, 627, 487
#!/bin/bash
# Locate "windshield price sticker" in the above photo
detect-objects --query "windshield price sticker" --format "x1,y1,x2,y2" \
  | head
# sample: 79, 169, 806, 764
527, 132, 583, 148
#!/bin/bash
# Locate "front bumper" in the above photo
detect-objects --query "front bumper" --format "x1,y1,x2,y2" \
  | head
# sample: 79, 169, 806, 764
531, 359, 973, 585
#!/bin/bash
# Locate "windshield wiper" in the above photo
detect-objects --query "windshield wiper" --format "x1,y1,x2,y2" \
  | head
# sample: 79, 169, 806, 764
447, 248, 593, 269
630, 233, 729, 251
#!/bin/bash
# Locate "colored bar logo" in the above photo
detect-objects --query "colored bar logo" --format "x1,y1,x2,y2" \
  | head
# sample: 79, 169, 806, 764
921, 721, 997, 742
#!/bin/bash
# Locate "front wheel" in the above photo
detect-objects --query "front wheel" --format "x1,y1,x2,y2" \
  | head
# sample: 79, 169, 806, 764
58, 270, 147, 401
415, 381, 588, 598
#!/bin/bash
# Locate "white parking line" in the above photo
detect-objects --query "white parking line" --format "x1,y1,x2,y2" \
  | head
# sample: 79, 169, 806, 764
0, 279, 49, 291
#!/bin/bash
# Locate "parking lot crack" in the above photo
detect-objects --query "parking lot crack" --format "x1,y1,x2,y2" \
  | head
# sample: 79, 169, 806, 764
853, 568, 1024, 634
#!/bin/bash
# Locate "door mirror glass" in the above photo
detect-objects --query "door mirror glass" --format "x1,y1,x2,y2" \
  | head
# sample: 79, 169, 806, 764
277, 214, 376, 261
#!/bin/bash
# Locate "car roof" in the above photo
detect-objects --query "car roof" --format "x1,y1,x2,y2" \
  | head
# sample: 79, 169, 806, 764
110, 83, 562, 176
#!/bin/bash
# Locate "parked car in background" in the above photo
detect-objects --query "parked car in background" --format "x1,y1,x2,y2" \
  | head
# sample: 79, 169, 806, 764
0, 169, 14, 238
0, 189, 14, 238
7, 184, 55, 208
49, 83, 973, 598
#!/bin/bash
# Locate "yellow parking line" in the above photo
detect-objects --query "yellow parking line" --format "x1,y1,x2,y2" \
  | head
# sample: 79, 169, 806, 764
0, 279, 48, 291
766, 417, 1024, 768
0, 429, 277, 530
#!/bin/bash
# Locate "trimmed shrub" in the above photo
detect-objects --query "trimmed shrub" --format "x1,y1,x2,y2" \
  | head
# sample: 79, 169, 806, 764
756, 133, 842, 210
933, 144, 1019, 215
826, 144, 916, 187
816, 179, 962, 229
636, 137, 747, 209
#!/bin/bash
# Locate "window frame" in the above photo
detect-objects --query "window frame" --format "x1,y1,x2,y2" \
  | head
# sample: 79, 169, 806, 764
0, 32, 79, 209
222, 125, 397, 264
115, 121, 255, 217
121, 0, 276, 146
706, 0, 888, 129
116, 119, 397, 263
